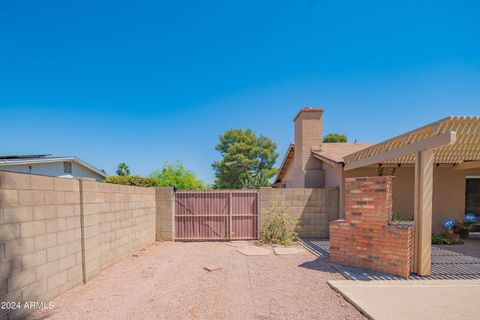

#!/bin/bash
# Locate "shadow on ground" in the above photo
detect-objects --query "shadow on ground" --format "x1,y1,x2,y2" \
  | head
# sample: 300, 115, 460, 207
301, 238, 480, 281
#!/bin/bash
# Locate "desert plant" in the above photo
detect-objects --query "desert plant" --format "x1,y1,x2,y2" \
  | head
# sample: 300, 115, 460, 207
261, 198, 300, 245
240, 172, 270, 189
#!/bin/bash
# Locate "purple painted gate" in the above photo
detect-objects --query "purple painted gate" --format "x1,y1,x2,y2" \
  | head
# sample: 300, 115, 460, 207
175, 190, 259, 241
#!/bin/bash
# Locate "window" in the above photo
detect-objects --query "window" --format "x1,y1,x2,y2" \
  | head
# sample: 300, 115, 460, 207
64, 162, 72, 174
466, 178, 480, 216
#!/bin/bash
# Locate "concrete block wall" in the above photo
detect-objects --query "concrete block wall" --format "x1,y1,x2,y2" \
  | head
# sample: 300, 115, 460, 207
155, 188, 175, 241
80, 179, 156, 281
329, 176, 413, 278
259, 187, 339, 238
0, 172, 156, 319
0, 172, 83, 319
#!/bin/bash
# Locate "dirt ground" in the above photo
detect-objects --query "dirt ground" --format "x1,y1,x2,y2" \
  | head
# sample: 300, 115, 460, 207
28, 242, 365, 320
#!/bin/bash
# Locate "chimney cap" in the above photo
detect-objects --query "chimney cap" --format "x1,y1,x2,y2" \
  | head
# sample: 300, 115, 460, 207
293, 107, 324, 121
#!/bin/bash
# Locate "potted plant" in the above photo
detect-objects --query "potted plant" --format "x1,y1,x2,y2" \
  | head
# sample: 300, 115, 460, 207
453, 213, 477, 239
442, 218, 460, 244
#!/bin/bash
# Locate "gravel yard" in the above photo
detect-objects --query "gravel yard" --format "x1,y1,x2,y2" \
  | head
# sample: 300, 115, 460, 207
28, 242, 364, 320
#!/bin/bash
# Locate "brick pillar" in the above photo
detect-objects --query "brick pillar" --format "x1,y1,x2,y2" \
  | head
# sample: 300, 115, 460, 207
344, 176, 393, 225
330, 176, 413, 278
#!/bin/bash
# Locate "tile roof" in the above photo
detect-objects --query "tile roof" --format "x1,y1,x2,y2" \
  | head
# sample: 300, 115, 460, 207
312, 143, 376, 164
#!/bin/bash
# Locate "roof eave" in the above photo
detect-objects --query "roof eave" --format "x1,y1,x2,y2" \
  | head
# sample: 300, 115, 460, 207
0, 157, 108, 178
274, 144, 295, 183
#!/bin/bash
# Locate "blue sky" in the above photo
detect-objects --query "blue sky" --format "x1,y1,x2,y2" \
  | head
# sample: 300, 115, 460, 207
1, 0, 479, 183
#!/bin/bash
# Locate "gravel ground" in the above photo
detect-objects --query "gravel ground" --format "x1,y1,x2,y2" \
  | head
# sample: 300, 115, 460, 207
28, 242, 365, 320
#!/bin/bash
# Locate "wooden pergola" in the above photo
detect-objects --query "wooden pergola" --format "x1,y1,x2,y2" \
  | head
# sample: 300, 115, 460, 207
342, 116, 480, 276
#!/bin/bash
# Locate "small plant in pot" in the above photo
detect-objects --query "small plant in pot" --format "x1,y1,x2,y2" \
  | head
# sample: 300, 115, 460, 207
453, 213, 477, 239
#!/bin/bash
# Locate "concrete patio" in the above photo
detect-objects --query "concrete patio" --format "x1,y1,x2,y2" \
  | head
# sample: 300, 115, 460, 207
328, 279, 480, 320
303, 238, 480, 280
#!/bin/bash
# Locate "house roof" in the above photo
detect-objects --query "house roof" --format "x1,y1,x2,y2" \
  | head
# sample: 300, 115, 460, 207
0, 155, 108, 178
343, 116, 480, 169
312, 143, 376, 167
274, 144, 295, 184
274, 142, 375, 183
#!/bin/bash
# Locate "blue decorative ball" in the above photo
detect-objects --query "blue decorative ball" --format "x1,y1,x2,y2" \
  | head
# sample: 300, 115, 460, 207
464, 213, 477, 223
442, 218, 456, 229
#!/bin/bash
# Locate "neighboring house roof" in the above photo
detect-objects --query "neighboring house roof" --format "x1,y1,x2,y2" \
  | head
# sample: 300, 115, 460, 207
274, 142, 375, 183
0, 155, 108, 178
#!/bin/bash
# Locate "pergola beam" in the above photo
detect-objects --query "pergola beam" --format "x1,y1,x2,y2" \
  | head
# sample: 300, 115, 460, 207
344, 132, 457, 171
454, 160, 480, 171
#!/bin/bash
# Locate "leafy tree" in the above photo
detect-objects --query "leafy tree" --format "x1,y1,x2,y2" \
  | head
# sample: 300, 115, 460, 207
116, 162, 131, 176
150, 162, 207, 190
323, 133, 347, 143
212, 129, 279, 189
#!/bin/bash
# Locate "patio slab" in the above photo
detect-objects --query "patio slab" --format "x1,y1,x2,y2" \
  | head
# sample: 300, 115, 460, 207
328, 279, 480, 320
236, 245, 271, 256
273, 246, 307, 255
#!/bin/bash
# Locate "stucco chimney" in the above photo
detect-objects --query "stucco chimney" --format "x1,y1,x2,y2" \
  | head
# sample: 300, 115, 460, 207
292, 107, 324, 187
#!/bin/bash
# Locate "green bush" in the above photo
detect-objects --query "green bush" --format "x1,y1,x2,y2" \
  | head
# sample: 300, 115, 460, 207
431, 233, 452, 245
104, 175, 159, 187
261, 198, 300, 245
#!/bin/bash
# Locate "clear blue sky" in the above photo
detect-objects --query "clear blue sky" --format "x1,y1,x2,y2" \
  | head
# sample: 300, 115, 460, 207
1, 1, 479, 183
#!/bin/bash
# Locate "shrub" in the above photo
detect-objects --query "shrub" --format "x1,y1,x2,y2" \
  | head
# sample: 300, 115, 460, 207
104, 175, 159, 187
431, 233, 452, 245
261, 198, 300, 245
149, 161, 208, 190
391, 213, 402, 222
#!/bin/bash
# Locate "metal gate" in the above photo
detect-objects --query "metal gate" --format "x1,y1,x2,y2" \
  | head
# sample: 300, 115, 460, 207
175, 190, 259, 241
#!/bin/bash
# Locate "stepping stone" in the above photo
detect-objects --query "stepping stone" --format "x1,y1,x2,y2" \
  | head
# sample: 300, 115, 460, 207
273, 247, 307, 255
237, 246, 271, 256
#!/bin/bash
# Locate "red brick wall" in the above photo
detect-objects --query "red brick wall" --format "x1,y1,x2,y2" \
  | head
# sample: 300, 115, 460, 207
329, 176, 413, 278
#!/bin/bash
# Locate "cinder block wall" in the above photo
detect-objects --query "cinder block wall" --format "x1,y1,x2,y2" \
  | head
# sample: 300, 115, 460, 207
155, 188, 175, 241
0, 172, 84, 319
80, 179, 156, 281
329, 176, 413, 278
0, 172, 156, 319
259, 187, 339, 238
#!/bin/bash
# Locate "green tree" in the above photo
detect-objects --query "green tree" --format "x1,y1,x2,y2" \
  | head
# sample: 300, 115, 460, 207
323, 133, 347, 143
149, 162, 207, 190
116, 162, 130, 176
212, 129, 279, 189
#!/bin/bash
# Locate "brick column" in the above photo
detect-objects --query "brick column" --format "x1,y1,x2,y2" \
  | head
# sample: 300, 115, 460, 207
330, 176, 413, 278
